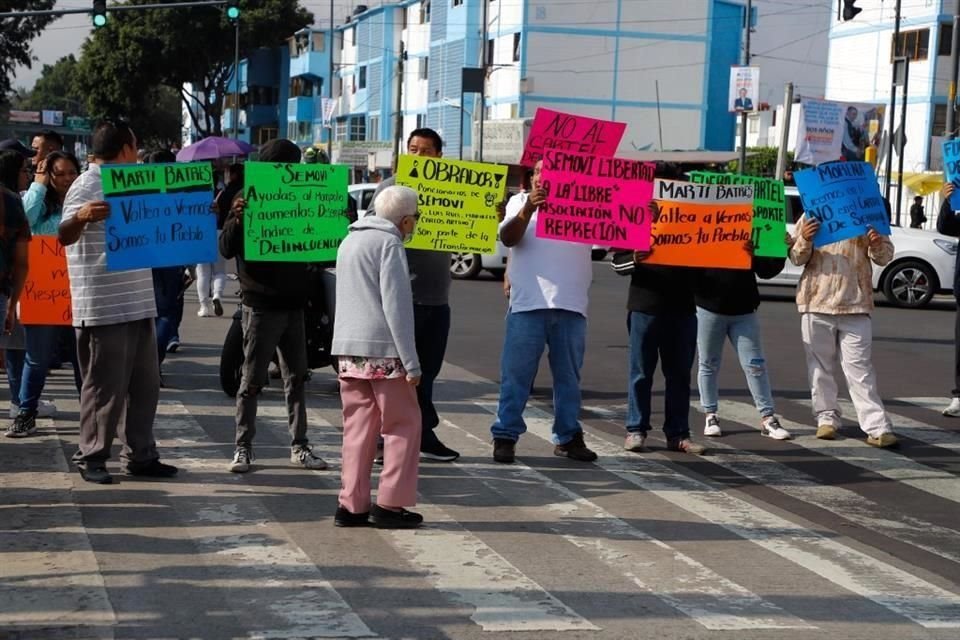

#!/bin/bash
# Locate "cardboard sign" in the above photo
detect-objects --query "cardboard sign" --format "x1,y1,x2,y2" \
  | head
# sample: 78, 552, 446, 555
941, 138, 960, 211
242, 162, 350, 262
396, 155, 507, 254
20, 236, 71, 326
101, 162, 217, 271
688, 172, 787, 258
794, 162, 890, 248
646, 180, 754, 270
537, 149, 655, 249
520, 108, 626, 167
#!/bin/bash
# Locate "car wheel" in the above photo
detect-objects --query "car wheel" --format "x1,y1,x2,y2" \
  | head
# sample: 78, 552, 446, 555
882, 260, 936, 308
450, 252, 482, 279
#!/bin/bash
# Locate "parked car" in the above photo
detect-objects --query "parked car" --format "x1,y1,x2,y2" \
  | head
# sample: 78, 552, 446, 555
450, 241, 509, 280
763, 187, 957, 308
348, 182, 379, 218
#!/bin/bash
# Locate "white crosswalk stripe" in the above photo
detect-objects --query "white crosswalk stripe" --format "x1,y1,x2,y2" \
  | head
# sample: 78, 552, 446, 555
837, 397, 960, 452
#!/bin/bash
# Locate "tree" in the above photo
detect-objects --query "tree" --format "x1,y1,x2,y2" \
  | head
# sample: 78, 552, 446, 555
0, 1, 57, 100
10, 55, 84, 112
75, 0, 312, 137
726, 147, 795, 177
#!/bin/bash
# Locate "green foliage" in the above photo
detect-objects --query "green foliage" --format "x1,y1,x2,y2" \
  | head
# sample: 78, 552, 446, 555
726, 147, 794, 177
10, 55, 83, 112
0, 1, 57, 98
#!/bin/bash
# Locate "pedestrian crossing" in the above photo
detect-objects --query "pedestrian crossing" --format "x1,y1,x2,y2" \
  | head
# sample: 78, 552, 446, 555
2, 377, 960, 639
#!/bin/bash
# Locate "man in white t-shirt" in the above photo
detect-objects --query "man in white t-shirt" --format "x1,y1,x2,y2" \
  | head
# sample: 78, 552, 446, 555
490, 159, 597, 464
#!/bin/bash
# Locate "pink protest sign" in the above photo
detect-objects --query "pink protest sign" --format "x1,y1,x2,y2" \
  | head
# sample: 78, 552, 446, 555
536, 149, 655, 250
520, 108, 627, 167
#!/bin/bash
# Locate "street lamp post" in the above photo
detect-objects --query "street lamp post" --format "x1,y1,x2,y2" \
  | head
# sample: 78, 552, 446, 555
233, 19, 240, 139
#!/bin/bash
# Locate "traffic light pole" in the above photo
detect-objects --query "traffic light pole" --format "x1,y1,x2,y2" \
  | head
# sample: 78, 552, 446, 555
947, 0, 960, 139
738, 0, 752, 175
233, 19, 240, 139
0, 1, 228, 18
884, 0, 902, 201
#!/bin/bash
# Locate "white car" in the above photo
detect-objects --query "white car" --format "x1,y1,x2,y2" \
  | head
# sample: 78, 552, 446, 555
348, 183, 379, 218
763, 187, 957, 308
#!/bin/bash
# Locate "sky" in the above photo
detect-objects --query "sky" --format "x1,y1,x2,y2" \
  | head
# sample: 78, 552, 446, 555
12, 0, 358, 92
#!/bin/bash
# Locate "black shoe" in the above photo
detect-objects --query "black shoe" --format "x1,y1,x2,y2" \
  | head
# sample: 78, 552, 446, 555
79, 465, 113, 484
334, 504, 371, 527
493, 438, 516, 464
5, 410, 37, 438
212, 298, 223, 317
554, 432, 598, 462
123, 459, 179, 478
370, 504, 423, 529
420, 433, 460, 462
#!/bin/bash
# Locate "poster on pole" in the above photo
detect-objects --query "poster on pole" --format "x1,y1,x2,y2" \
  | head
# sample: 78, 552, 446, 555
242, 162, 350, 262
795, 97, 885, 165
101, 162, 217, 271
688, 171, 787, 257
645, 180, 754, 269
20, 236, 71, 326
728, 66, 759, 113
536, 149, 655, 249
395, 155, 507, 254
794, 162, 890, 247
940, 138, 960, 211
519, 108, 626, 167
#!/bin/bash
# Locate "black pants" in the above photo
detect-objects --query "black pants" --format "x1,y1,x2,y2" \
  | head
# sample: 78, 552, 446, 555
953, 307, 960, 397
414, 304, 450, 434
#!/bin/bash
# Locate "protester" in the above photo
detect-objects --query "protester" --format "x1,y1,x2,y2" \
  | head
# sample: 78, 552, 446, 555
4, 151, 83, 438
489, 158, 597, 464
789, 213, 898, 447
936, 183, 960, 417
219, 138, 327, 473
58, 120, 178, 483
610, 164, 704, 455
910, 196, 927, 229
367, 128, 459, 462
694, 240, 792, 440
30, 130, 64, 170
332, 185, 424, 529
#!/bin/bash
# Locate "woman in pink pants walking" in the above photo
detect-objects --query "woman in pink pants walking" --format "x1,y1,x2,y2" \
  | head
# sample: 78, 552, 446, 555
332, 185, 424, 529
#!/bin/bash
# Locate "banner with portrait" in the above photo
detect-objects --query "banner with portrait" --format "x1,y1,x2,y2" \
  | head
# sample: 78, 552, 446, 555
795, 97, 885, 166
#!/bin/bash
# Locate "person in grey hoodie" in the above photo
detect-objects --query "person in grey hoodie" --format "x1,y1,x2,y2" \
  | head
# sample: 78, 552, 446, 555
332, 185, 424, 529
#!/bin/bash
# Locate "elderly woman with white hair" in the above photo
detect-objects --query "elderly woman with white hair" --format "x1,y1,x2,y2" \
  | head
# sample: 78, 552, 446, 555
332, 185, 424, 529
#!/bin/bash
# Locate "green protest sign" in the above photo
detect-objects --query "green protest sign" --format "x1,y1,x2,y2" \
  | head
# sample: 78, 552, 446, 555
395, 155, 507, 253
102, 162, 213, 196
688, 171, 787, 258
242, 161, 350, 262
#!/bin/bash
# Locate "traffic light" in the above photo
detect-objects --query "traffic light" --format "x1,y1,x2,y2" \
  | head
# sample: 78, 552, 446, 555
842, 0, 861, 21
226, 0, 240, 23
92, 0, 107, 28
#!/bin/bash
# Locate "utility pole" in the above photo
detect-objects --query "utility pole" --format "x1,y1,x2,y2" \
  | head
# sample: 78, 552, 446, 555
479, 0, 488, 162
232, 19, 240, 139
775, 82, 794, 180
884, 0, 902, 200
327, 0, 334, 159
738, 0, 752, 174
947, 0, 960, 139
393, 41, 405, 169
895, 57, 910, 225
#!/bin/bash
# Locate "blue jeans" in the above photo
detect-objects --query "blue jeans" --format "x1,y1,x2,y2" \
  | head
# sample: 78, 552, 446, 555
696, 307, 775, 418
626, 311, 697, 441
18, 325, 81, 413
491, 309, 586, 445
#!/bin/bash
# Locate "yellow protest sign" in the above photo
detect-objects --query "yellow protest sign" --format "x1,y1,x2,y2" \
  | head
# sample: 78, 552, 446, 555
395, 155, 507, 253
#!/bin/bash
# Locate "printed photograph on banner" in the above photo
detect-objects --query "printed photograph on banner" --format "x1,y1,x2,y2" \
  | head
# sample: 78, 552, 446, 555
728, 66, 759, 113
101, 162, 217, 271
536, 149, 655, 250
395, 155, 507, 254
20, 236, 71, 326
242, 162, 350, 262
794, 162, 890, 248
795, 97, 885, 165
519, 108, 626, 167
646, 180, 754, 269
941, 138, 960, 210
688, 171, 787, 258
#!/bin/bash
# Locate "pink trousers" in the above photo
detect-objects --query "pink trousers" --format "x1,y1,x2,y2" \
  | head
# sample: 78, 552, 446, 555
338, 377, 422, 514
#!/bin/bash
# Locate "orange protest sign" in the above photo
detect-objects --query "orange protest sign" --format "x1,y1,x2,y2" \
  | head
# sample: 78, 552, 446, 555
645, 180, 754, 270
20, 236, 72, 326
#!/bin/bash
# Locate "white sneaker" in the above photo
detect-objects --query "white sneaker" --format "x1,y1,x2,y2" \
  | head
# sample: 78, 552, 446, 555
623, 432, 647, 452
761, 416, 792, 440
9, 400, 56, 419
943, 397, 960, 417
229, 447, 253, 473
704, 414, 722, 437
197, 303, 215, 318
291, 445, 328, 470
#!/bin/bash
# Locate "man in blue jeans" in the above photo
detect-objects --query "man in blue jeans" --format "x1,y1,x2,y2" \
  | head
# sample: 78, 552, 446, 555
490, 159, 597, 464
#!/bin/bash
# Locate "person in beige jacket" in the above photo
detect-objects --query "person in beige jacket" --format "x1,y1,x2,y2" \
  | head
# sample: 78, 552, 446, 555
789, 215, 899, 448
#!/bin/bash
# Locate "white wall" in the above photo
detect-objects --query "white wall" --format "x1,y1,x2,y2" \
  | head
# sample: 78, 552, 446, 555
750, 0, 830, 106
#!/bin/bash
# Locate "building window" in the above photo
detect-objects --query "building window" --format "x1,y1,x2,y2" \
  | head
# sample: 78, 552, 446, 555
892, 28, 930, 61
335, 118, 348, 141
402, 7, 408, 29
339, 31, 344, 51
748, 116, 760, 134
313, 32, 325, 53
932, 104, 947, 138
452, 0, 463, 6
513, 33, 521, 62
349, 27, 356, 46
287, 123, 297, 139
359, 66, 367, 89
416, 113, 426, 128
510, 103, 519, 118
369, 115, 380, 139
486, 39, 495, 65
349, 115, 366, 141
419, 56, 429, 80
940, 23, 954, 56
420, 0, 431, 24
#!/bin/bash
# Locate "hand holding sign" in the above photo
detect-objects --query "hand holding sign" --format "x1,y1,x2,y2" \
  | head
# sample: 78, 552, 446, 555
79, 201, 111, 224
793, 162, 889, 248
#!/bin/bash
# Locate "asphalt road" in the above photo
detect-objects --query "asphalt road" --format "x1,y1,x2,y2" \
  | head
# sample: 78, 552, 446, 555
2, 264, 960, 640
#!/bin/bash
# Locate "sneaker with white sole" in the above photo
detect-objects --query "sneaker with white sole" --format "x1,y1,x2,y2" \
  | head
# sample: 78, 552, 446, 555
4, 411, 37, 438
197, 303, 215, 318
943, 397, 960, 417
229, 447, 253, 473
291, 445, 327, 470
623, 432, 647, 452
704, 414, 722, 437
761, 416, 792, 440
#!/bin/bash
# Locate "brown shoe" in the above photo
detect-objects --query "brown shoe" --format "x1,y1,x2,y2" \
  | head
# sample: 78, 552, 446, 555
554, 432, 598, 462
667, 438, 706, 455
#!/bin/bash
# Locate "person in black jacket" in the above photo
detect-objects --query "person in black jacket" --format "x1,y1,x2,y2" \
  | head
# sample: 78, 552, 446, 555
937, 183, 960, 417
694, 245, 792, 440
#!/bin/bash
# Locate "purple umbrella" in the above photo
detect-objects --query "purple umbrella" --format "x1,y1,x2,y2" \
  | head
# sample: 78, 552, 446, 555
176, 136, 255, 162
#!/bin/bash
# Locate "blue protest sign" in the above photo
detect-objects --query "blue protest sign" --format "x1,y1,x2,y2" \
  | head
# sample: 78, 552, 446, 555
102, 163, 217, 271
794, 162, 890, 248
941, 138, 960, 211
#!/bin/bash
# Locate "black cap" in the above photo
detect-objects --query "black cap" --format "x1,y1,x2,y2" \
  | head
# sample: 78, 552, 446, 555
0, 139, 36, 157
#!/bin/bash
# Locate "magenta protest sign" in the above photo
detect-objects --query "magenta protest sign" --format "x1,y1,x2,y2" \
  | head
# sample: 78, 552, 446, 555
536, 149, 655, 250
520, 108, 626, 167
